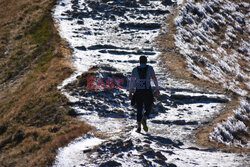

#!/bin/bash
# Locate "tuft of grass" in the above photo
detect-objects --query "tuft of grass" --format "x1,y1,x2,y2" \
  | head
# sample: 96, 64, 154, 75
195, 97, 250, 153
37, 48, 55, 72
29, 16, 52, 46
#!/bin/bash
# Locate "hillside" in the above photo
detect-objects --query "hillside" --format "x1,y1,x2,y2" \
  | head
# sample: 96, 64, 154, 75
0, 0, 249, 166
159, 0, 249, 151
0, 0, 92, 166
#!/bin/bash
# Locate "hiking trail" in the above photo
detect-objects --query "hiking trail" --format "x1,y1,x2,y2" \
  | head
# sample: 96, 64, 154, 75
52, 0, 249, 166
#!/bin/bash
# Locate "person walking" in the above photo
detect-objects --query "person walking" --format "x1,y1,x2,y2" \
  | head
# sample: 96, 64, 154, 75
129, 56, 160, 133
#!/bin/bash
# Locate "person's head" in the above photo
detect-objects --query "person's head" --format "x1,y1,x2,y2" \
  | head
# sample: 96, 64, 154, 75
139, 56, 147, 64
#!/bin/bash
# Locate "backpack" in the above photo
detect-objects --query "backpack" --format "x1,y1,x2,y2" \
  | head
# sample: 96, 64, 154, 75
137, 65, 148, 79
136, 65, 151, 90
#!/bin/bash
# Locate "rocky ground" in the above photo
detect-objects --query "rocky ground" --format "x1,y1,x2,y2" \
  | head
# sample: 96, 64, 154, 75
52, 0, 249, 166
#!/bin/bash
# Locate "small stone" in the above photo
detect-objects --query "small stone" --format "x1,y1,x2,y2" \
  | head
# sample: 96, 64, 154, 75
117, 153, 124, 158
155, 151, 167, 160
143, 149, 155, 158
153, 159, 167, 166
100, 160, 122, 167
135, 146, 144, 152
83, 149, 92, 153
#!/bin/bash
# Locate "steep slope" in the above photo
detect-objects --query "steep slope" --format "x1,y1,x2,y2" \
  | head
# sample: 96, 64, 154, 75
0, 0, 92, 166
160, 0, 249, 151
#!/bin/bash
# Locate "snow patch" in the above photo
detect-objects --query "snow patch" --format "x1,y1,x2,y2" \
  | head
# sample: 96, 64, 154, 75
53, 134, 104, 167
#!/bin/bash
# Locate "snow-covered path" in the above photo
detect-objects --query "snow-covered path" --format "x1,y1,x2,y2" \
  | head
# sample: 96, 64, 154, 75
52, 0, 249, 166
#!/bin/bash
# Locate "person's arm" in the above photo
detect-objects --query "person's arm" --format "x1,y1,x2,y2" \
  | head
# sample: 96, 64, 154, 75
151, 67, 160, 96
129, 76, 136, 100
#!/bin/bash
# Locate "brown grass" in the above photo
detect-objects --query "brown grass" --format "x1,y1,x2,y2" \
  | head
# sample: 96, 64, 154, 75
158, 0, 250, 153
196, 97, 250, 153
0, 0, 92, 166
156, 1, 188, 79
157, 0, 224, 94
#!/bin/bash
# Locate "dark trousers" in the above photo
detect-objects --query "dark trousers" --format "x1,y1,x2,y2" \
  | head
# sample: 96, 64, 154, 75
135, 89, 153, 122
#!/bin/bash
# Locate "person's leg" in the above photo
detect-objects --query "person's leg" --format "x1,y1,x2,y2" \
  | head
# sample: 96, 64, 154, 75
140, 90, 153, 132
144, 90, 153, 118
141, 103, 149, 132
144, 102, 152, 118
136, 99, 143, 122
136, 93, 143, 132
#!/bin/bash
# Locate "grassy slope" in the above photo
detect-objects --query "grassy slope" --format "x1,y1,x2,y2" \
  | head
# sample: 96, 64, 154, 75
0, 0, 92, 166
158, 0, 249, 153
157, 0, 225, 93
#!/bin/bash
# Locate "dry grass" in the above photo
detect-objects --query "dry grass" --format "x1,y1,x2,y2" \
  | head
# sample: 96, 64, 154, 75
157, 0, 224, 94
158, 0, 249, 153
156, 1, 188, 79
196, 97, 250, 153
0, 0, 92, 166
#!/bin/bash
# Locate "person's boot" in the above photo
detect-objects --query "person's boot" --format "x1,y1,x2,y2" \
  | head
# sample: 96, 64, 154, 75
141, 116, 148, 132
136, 122, 141, 133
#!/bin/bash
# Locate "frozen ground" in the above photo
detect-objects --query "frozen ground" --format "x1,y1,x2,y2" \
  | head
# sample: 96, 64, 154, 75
52, 0, 249, 166
174, 0, 249, 148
